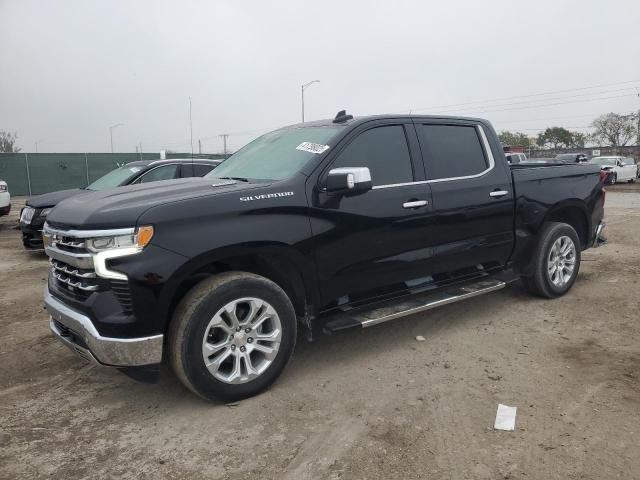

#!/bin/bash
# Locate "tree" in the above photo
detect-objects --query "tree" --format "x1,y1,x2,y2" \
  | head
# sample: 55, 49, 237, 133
498, 130, 530, 147
0, 131, 20, 153
590, 113, 638, 147
569, 131, 587, 148
537, 127, 574, 149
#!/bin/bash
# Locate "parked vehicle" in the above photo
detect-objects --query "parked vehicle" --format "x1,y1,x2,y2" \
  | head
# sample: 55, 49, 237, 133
588, 156, 637, 185
0, 179, 10, 216
505, 152, 527, 164
43, 112, 606, 401
555, 153, 588, 163
20, 158, 221, 249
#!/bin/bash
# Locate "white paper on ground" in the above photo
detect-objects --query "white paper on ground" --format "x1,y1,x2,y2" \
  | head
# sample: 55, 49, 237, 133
494, 404, 517, 431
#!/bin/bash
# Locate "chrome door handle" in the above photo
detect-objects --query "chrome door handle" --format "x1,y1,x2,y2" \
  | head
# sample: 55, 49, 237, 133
489, 190, 509, 198
403, 200, 428, 209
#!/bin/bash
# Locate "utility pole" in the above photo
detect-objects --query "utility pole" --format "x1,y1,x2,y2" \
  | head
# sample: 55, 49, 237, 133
198, 139, 202, 154
219, 134, 229, 156
34, 140, 39, 153
189, 97, 194, 158
109, 123, 124, 153
301, 80, 320, 122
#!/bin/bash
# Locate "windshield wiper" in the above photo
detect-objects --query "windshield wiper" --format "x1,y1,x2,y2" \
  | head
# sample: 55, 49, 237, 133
216, 176, 250, 182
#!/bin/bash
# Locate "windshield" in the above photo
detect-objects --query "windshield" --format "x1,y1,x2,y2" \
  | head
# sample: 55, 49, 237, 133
207, 126, 341, 181
86, 165, 143, 190
589, 157, 617, 167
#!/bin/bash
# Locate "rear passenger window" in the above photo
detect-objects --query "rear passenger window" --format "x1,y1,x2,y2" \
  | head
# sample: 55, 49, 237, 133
416, 125, 488, 180
331, 125, 413, 186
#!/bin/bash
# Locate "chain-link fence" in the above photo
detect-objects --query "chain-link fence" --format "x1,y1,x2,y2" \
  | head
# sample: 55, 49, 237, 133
0, 153, 226, 196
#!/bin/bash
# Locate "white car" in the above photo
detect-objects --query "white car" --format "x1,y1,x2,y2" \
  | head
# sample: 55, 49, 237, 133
588, 156, 637, 184
0, 179, 10, 216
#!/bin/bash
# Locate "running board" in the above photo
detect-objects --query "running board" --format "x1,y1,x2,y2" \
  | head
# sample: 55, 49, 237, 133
322, 279, 506, 334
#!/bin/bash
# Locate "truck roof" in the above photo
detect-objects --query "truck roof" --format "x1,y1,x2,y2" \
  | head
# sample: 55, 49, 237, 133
282, 113, 490, 130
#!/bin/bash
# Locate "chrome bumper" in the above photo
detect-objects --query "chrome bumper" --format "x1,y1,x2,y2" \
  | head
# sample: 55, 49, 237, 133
592, 221, 607, 248
45, 287, 163, 367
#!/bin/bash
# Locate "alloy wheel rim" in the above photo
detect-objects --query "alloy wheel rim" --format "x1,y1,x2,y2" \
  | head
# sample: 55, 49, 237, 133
547, 236, 576, 287
201, 297, 282, 384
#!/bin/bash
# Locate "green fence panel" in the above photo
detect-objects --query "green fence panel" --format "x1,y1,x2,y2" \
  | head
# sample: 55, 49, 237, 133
0, 153, 227, 196
0, 153, 29, 195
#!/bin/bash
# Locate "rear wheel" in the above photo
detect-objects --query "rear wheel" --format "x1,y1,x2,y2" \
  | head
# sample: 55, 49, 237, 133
169, 272, 297, 402
521, 222, 581, 298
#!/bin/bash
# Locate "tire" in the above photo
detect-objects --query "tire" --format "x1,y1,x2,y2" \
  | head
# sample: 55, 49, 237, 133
609, 173, 617, 185
168, 271, 297, 402
521, 222, 581, 299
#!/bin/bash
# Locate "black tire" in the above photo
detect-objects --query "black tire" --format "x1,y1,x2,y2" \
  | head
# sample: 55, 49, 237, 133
609, 173, 617, 185
521, 222, 581, 299
168, 271, 297, 402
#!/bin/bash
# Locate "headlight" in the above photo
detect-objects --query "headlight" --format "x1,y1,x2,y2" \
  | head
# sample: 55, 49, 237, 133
0, 184, 7, 192
85, 225, 154, 253
40, 208, 52, 217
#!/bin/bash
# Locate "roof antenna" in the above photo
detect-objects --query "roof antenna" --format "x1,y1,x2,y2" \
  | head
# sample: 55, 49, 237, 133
333, 109, 353, 124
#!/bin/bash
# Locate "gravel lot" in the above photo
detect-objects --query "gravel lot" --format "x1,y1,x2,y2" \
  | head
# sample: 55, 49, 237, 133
1, 185, 639, 480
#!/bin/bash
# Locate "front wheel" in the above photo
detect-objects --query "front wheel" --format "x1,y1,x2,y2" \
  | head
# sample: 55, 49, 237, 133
168, 272, 297, 402
521, 222, 581, 298
609, 173, 617, 185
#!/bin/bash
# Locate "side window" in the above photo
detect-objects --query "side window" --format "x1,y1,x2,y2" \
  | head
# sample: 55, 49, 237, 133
331, 125, 413, 186
416, 124, 488, 180
134, 164, 179, 184
192, 164, 216, 177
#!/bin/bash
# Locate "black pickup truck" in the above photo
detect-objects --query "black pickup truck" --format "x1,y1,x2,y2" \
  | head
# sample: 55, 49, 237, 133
43, 112, 606, 401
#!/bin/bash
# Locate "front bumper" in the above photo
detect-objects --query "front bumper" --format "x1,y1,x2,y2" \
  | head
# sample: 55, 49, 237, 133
21, 220, 45, 249
45, 287, 163, 366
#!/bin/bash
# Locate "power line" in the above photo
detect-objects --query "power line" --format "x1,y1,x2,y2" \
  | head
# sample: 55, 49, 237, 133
455, 93, 639, 116
429, 87, 640, 115
409, 79, 640, 112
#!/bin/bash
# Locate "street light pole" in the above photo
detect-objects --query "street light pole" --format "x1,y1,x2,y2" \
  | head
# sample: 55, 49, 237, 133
301, 80, 320, 123
109, 123, 124, 153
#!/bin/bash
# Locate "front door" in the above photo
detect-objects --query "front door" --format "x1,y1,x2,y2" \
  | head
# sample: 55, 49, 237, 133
309, 122, 434, 308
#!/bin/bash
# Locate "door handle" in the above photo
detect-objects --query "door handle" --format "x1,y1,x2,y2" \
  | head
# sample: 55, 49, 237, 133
489, 190, 509, 198
403, 200, 428, 209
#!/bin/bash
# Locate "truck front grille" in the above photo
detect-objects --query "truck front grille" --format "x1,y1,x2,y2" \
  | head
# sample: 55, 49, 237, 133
51, 259, 99, 299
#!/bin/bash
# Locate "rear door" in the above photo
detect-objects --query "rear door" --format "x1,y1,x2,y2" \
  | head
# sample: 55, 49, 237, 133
310, 120, 434, 307
414, 121, 514, 275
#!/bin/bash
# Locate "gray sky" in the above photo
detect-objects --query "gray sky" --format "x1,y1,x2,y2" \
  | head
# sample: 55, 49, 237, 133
1, 0, 639, 153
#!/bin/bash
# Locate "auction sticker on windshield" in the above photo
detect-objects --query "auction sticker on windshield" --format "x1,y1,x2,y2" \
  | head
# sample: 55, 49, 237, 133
296, 142, 330, 154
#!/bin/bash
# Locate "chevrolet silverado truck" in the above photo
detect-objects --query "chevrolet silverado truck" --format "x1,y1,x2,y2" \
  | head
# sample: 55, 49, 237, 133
42, 111, 606, 402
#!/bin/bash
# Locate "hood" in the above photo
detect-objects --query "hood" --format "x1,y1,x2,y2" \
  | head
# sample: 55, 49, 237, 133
46, 177, 266, 230
26, 188, 86, 208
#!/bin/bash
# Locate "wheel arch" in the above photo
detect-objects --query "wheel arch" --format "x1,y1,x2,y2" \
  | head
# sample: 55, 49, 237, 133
160, 242, 317, 333
543, 200, 591, 249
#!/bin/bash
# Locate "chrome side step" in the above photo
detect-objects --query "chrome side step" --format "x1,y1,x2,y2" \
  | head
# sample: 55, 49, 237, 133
322, 279, 506, 334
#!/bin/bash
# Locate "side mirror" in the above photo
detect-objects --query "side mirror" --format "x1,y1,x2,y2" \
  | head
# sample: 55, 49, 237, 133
325, 167, 372, 194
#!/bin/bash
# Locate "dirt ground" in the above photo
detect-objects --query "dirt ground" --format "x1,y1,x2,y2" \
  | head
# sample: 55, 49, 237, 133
1, 185, 639, 480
